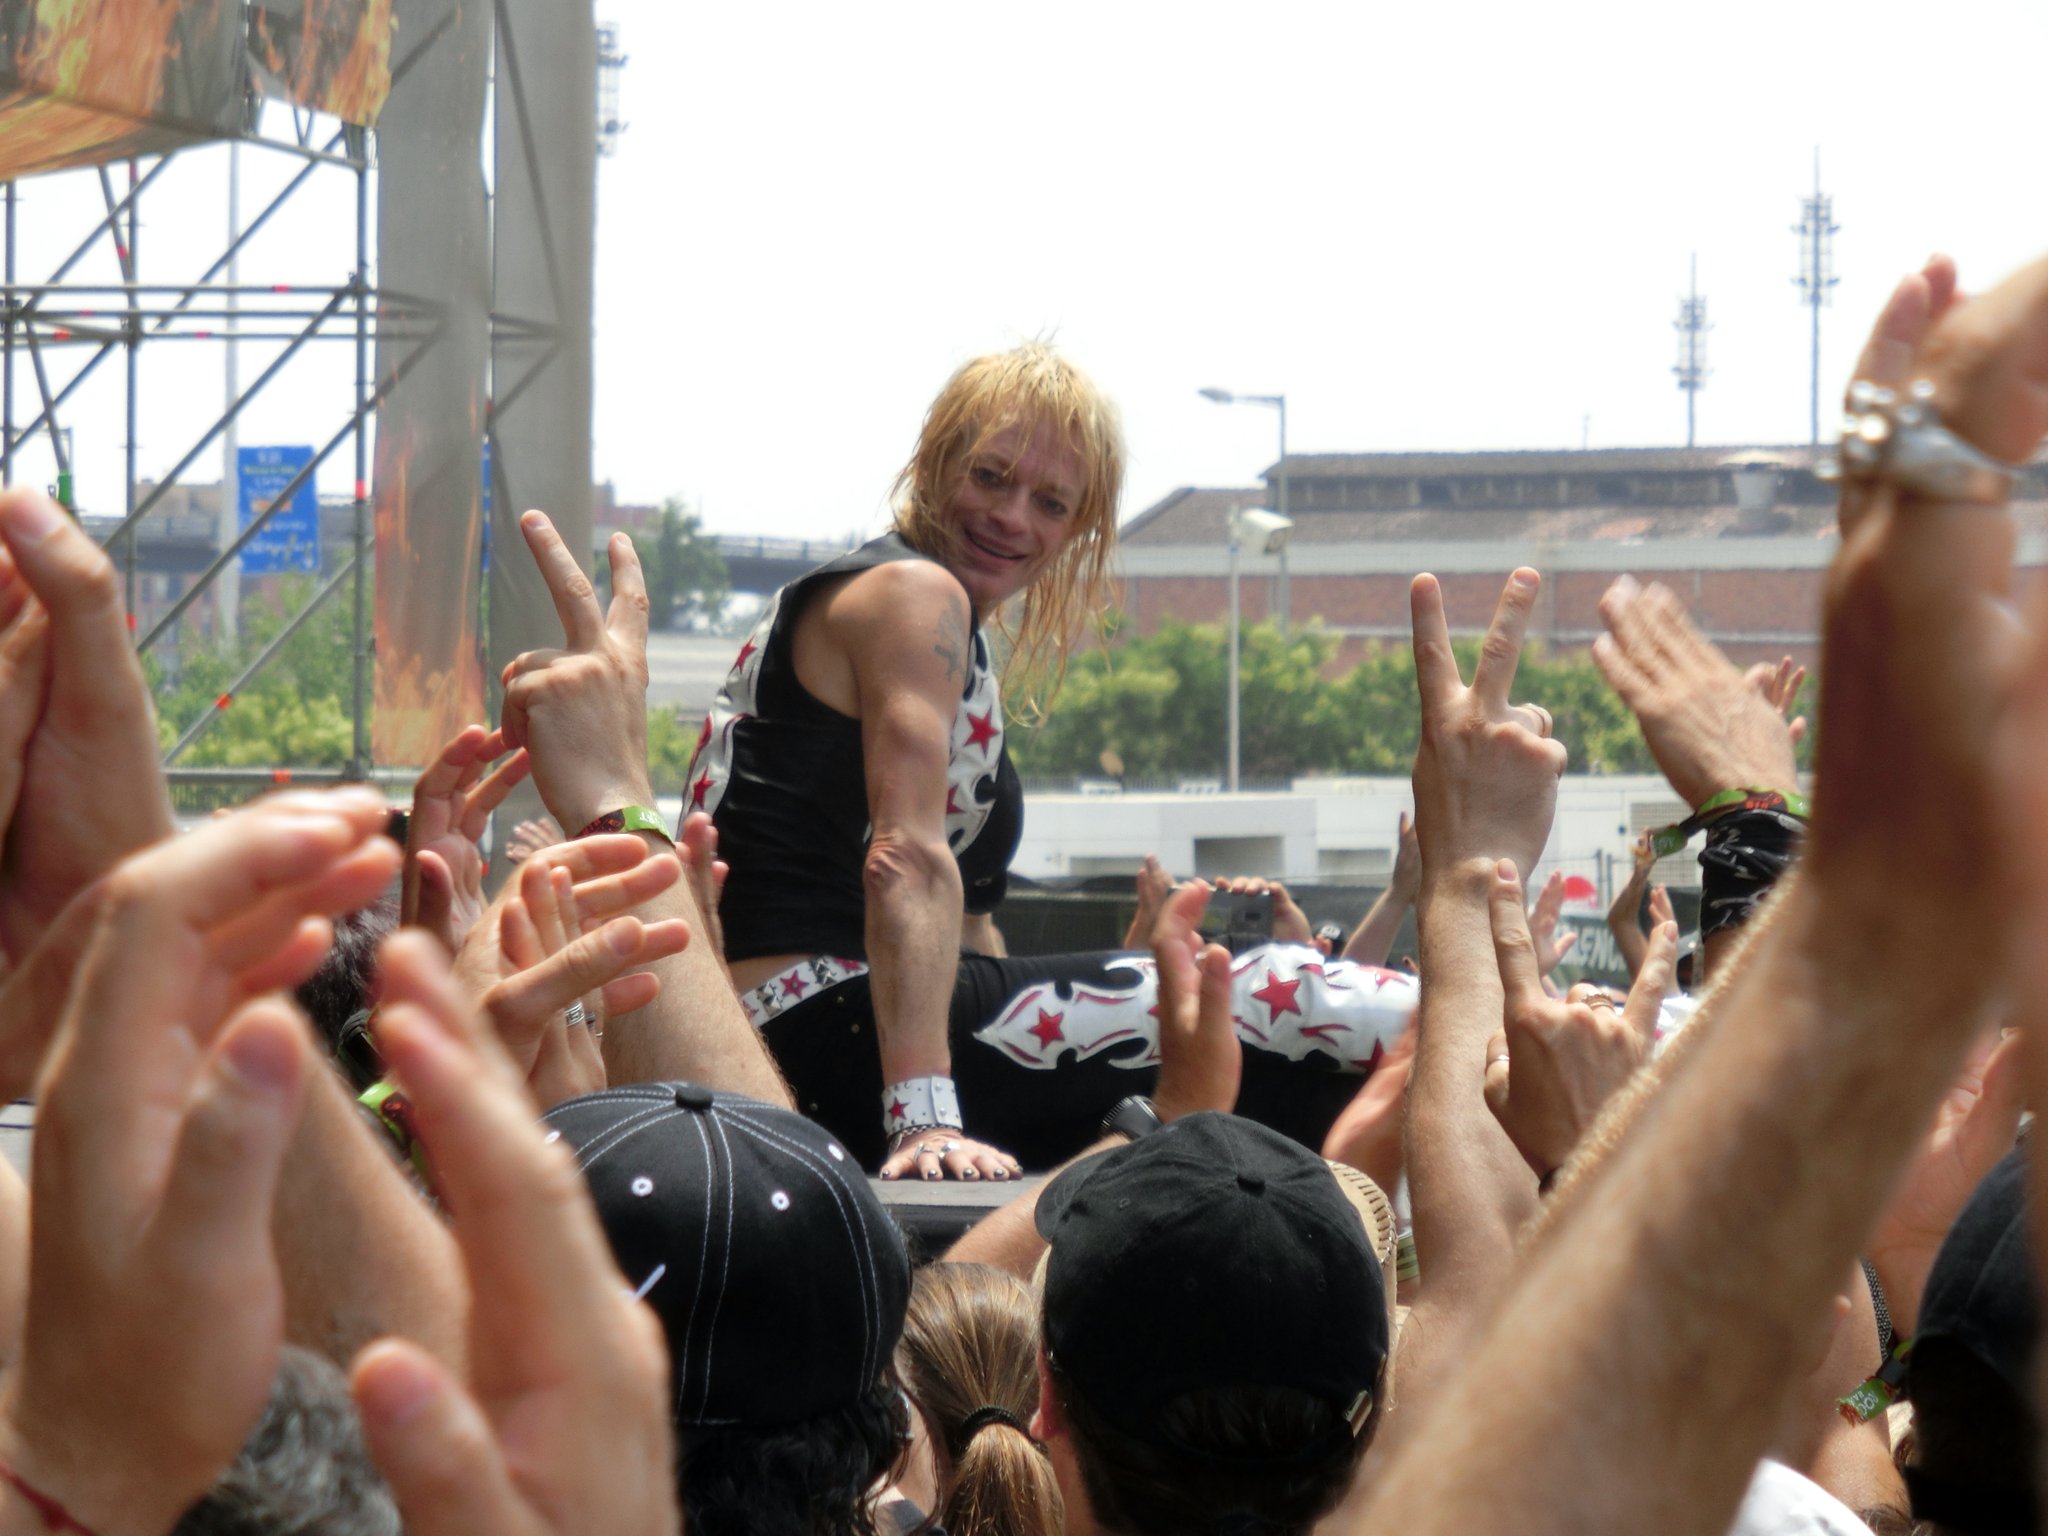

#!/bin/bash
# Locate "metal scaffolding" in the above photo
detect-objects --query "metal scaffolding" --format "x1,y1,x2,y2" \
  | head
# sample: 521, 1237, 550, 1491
0, 59, 446, 785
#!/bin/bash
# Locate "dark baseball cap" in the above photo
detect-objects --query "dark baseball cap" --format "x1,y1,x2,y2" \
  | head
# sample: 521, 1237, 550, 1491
1035, 1112, 1388, 1451
1905, 1146, 2038, 1535
544, 1082, 912, 1429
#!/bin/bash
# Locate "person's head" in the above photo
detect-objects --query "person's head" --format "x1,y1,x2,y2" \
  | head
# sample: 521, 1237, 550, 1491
1903, 1147, 2037, 1536
293, 895, 398, 1085
544, 1083, 914, 1536
172, 1346, 401, 1536
892, 343, 1124, 717
896, 1262, 1062, 1536
1032, 1115, 1392, 1536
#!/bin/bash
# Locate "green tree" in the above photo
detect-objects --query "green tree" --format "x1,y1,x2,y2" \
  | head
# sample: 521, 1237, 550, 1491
1009, 619, 1791, 784
631, 500, 730, 631
150, 577, 358, 769
646, 704, 702, 797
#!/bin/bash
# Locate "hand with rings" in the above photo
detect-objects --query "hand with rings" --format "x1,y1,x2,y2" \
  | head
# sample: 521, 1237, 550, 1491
1409, 566, 1569, 885
881, 1127, 1021, 1185
1481, 860, 1678, 1183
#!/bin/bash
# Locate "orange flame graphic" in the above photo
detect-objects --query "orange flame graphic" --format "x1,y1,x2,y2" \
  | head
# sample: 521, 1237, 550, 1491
0, 0, 207, 175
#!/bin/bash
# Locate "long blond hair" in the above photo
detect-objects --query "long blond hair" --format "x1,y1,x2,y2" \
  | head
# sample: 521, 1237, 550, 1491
896, 1263, 1064, 1536
891, 343, 1124, 722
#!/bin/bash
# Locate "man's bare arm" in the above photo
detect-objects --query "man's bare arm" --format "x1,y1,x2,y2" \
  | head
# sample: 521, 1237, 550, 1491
1353, 250, 2045, 1536
502, 513, 788, 1104
1390, 570, 1562, 1428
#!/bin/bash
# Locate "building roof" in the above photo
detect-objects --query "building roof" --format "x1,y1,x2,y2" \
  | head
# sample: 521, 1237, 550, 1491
1118, 485, 1270, 543
1262, 444, 1830, 479
1121, 444, 2048, 548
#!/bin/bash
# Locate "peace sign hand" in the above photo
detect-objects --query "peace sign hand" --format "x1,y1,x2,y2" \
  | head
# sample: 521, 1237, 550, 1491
1409, 568, 1567, 887
500, 512, 657, 836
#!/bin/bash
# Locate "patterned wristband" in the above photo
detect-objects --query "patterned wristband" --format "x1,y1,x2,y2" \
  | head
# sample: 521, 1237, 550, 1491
360, 1079, 434, 1192
882, 1075, 964, 1137
575, 805, 675, 844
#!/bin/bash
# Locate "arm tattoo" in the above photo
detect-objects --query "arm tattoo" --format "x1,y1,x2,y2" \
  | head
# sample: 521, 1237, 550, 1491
932, 599, 970, 684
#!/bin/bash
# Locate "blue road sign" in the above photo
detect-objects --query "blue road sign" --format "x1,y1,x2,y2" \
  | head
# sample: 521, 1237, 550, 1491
237, 445, 320, 573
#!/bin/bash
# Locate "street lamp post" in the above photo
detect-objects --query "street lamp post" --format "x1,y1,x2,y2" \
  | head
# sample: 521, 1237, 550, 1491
1223, 506, 1293, 792
1200, 387, 1289, 633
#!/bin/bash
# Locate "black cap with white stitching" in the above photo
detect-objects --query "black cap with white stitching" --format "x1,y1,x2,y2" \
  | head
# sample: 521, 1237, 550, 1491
544, 1082, 912, 1428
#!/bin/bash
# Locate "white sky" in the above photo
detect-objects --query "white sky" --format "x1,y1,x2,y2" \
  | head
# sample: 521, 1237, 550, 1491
593, 0, 2048, 540
11, 0, 2048, 544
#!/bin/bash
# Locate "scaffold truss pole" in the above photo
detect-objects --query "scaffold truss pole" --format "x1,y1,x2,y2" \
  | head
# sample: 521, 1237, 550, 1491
352, 131, 370, 779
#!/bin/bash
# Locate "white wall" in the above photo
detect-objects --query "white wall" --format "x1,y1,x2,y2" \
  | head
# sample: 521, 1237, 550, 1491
1016, 774, 1703, 909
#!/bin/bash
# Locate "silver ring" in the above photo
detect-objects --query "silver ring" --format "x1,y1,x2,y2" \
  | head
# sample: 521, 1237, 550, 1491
1488, 1054, 1510, 1068
1525, 704, 1553, 738
1821, 379, 2020, 506
564, 1000, 589, 1029
1583, 995, 1617, 1012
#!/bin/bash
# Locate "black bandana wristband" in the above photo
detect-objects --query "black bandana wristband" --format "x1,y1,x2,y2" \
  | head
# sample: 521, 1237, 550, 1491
1698, 807, 1803, 938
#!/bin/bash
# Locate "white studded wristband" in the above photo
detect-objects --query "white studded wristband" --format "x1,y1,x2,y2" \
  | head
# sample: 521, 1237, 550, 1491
882, 1075, 964, 1138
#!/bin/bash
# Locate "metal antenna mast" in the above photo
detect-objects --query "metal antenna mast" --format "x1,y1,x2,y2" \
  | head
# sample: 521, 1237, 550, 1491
1793, 150, 1838, 446
1673, 252, 1710, 449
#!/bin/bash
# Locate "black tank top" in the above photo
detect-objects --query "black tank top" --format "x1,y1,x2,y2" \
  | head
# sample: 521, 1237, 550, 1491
682, 534, 1023, 962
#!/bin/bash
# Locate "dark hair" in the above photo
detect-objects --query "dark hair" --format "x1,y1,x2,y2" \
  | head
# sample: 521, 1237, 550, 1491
896, 1263, 1062, 1536
172, 1346, 401, 1536
679, 1374, 908, 1536
1047, 1354, 1371, 1536
294, 896, 398, 1060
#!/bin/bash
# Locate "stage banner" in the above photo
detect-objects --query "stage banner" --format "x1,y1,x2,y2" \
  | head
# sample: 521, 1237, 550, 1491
488, 0, 595, 728
245, 0, 393, 127
237, 445, 320, 573
370, 0, 488, 766
0, 0, 243, 177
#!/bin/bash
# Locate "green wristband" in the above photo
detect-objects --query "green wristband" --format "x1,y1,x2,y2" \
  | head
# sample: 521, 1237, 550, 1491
1649, 787, 1811, 859
359, 1078, 434, 1190
576, 805, 675, 843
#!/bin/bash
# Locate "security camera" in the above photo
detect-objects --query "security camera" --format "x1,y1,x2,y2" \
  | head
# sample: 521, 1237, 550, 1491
1229, 507, 1293, 556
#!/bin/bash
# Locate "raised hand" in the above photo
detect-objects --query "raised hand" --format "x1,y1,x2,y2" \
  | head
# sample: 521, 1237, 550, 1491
1321, 1025, 1415, 1198
0, 788, 397, 1104
1593, 579, 1802, 812
1410, 568, 1567, 883
1631, 832, 1657, 877
1212, 874, 1315, 946
1745, 657, 1809, 748
0, 488, 174, 961
446, 834, 687, 1083
1525, 870, 1578, 977
1148, 879, 1243, 1122
1866, 1031, 2025, 1333
353, 933, 680, 1536
1647, 884, 1675, 932
1818, 253, 2048, 978
0, 792, 399, 1536
677, 811, 728, 967
1482, 862, 1670, 1181
1389, 809, 1422, 900
1122, 852, 1175, 950
502, 816, 564, 866
500, 512, 655, 835
404, 723, 530, 952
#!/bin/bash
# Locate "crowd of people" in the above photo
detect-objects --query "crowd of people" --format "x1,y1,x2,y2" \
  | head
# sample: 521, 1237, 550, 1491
0, 247, 2040, 1535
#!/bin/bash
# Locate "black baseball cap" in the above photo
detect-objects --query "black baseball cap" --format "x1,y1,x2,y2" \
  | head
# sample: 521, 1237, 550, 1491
1035, 1112, 1388, 1450
1905, 1147, 2038, 1534
544, 1082, 912, 1429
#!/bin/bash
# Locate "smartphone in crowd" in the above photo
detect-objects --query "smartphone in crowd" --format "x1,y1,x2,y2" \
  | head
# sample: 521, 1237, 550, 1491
1200, 889, 1275, 954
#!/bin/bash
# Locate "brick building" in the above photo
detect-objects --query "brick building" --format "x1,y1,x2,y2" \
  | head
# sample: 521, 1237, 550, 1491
1115, 446, 2048, 670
